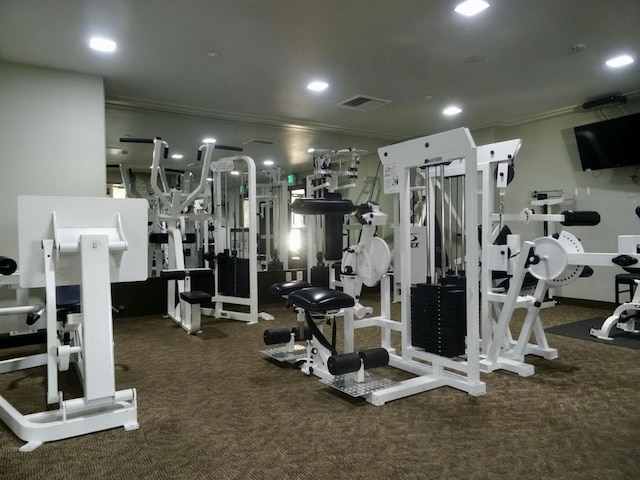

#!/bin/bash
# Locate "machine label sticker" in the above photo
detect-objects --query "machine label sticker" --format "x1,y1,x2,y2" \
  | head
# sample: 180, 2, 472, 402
210, 159, 236, 172
383, 164, 400, 194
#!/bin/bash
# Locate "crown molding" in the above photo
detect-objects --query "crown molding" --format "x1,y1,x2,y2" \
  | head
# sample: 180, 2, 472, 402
105, 96, 402, 142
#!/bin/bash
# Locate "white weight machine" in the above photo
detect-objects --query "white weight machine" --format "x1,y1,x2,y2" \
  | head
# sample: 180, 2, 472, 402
481, 180, 638, 372
264, 128, 487, 405
386, 134, 548, 378
263, 199, 396, 400
204, 152, 271, 325
304, 147, 365, 288
256, 167, 289, 270
120, 137, 268, 333
0, 195, 147, 451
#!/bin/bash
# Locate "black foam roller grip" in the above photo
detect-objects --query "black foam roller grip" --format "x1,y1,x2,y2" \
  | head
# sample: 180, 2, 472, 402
186, 268, 214, 278
197, 149, 203, 161
560, 210, 600, 226
119, 137, 154, 143
149, 233, 169, 244
0, 256, 17, 276
291, 198, 355, 215
359, 348, 390, 370
327, 352, 362, 375
263, 328, 292, 345
159, 270, 187, 280
163, 146, 169, 159
636, 205, 640, 220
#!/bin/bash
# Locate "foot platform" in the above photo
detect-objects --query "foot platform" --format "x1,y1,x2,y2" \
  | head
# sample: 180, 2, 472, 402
320, 372, 398, 398
261, 345, 307, 363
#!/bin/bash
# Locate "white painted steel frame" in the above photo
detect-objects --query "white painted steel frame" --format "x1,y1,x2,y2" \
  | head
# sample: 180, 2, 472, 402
371, 127, 486, 403
205, 155, 260, 324
2, 196, 145, 451
474, 140, 561, 376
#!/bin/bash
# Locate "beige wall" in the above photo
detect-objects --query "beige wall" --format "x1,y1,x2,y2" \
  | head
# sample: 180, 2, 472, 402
0, 62, 106, 260
491, 102, 640, 301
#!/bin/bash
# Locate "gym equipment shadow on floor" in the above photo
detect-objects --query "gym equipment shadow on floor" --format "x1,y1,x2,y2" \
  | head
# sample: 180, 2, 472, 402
546, 317, 640, 350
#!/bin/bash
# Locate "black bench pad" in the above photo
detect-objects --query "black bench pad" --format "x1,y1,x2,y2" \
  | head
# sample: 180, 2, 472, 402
269, 281, 312, 296
180, 291, 211, 305
288, 287, 354, 312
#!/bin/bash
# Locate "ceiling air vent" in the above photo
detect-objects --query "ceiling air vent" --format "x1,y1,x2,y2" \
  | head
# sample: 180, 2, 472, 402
337, 95, 392, 112
243, 138, 276, 145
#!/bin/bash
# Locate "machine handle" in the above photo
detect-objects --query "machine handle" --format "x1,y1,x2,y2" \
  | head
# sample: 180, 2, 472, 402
197, 144, 243, 161
119, 137, 155, 144
119, 137, 169, 157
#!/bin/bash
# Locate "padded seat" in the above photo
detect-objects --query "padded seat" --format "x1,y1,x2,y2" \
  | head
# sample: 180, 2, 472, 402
179, 291, 211, 305
269, 281, 312, 297
288, 287, 354, 313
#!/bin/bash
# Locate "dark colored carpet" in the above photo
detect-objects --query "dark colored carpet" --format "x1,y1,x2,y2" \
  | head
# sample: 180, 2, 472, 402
1, 298, 639, 480
546, 317, 640, 350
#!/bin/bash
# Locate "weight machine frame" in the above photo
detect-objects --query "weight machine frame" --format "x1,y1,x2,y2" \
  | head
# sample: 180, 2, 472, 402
0, 196, 147, 451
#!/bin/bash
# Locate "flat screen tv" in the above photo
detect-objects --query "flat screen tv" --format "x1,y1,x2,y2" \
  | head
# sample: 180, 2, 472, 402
574, 112, 640, 171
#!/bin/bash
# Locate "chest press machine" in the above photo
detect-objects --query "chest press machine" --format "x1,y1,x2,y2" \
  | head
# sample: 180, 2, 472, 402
0, 195, 147, 451
120, 137, 269, 334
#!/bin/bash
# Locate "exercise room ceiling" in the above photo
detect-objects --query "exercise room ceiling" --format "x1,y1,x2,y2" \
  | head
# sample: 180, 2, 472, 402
0, 0, 639, 173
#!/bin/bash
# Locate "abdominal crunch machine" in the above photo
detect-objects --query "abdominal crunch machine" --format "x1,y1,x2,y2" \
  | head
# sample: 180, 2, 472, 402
262, 197, 395, 398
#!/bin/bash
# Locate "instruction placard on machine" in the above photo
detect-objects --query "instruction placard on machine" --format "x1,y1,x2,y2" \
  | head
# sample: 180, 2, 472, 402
383, 164, 399, 194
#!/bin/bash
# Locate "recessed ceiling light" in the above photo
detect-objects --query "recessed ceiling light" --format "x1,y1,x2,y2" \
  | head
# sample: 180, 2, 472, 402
207, 51, 219, 58
89, 36, 117, 53
454, 0, 489, 17
443, 106, 462, 116
230, 170, 240, 176
263, 159, 274, 166
605, 55, 634, 68
307, 148, 315, 153
202, 137, 217, 144
307, 81, 329, 92
171, 154, 184, 159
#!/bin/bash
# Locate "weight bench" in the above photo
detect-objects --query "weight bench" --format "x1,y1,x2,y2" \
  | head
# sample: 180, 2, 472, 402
161, 268, 213, 334
262, 281, 314, 363
263, 283, 395, 398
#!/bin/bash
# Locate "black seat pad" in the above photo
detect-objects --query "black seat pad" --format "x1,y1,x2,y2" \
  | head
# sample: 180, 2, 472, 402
269, 281, 312, 296
288, 287, 354, 312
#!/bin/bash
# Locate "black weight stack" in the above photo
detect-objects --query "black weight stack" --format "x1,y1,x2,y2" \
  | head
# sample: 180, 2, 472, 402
410, 279, 466, 358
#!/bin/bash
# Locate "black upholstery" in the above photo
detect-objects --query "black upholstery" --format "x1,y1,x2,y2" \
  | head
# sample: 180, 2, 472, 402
179, 291, 211, 305
290, 198, 354, 215
288, 287, 354, 312
269, 281, 312, 296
